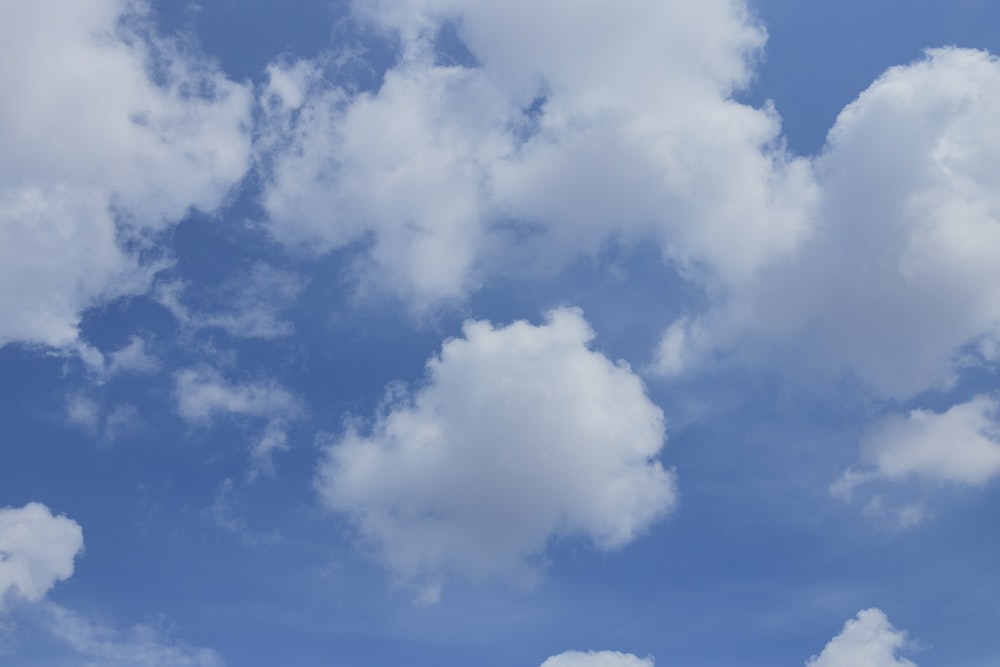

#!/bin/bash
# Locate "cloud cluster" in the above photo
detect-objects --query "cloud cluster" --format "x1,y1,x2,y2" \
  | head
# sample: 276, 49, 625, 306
317, 308, 674, 595
258, 0, 814, 307
656, 48, 1000, 399
0, 503, 83, 610
643, 47, 1000, 509
0, 0, 252, 349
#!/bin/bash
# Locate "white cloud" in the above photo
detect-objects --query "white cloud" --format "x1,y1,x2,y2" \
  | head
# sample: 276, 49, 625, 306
174, 368, 303, 424
106, 337, 161, 377
44, 602, 225, 667
0, 0, 252, 349
835, 395, 1000, 495
157, 264, 305, 340
67, 394, 102, 436
0, 503, 84, 610
258, 0, 815, 307
540, 651, 653, 667
806, 609, 916, 667
654, 48, 1000, 400
317, 307, 675, 593
248, 420, 292, 481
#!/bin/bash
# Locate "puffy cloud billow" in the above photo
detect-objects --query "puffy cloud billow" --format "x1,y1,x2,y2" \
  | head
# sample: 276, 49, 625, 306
0, 0, 252, 349
655, 48, 1000, 400
835, 395, 1000, 496
0, 503, 84, 610
317, 308, 675, 595
258, 0, 814, 307
806, 609, 917, 667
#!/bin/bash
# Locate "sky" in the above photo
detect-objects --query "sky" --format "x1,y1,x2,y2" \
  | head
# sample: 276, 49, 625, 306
2, 1, 1000, 666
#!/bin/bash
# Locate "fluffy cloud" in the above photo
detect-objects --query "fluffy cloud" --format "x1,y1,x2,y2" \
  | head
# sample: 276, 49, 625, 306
258, 0, 814, 307
806, 609, 916, 667
0, 503, 84, 610
655, 48, 1000, 400
317, 308, 675, 595
0, 0, 251, 349
835, 395, 1000, 495
540, 651, 653, 667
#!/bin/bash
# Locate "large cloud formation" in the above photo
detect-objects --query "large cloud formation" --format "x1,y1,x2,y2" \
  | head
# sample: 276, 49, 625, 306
656, 48, 1000, 400
317, 308, 675, 595
259, 0, 813, 307
647, 47, 1000, 506
0, 0, 251, 349
0, 503, 84, 610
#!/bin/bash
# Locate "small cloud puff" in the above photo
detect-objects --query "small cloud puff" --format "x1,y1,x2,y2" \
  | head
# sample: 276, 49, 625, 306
540, 651, 654, 667
832, 395, 1000, 524
317, 307, 676, 595
0, 503, 84, 610
806, 609, 917, 667
173, 368, 303, 425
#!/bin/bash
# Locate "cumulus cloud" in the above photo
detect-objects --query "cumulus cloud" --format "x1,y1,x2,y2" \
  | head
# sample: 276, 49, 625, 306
806, 609, 916, 667
174, 369, 303, 424
317, 308, 675, 594
834, 395, 1000, 497
44, 603, 225, 667
654, 47, 1000, 400
540, 651, 653, 667
0, 0, 251, 349
258, 0, 814, 307
0, 503, 84, 610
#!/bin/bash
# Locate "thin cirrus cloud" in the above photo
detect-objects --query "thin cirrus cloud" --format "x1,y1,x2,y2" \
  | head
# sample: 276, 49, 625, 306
42, 602, 226, 667
257, 0, 815, 307
173, 368, 303, 425
317, 308, 675, 598
0, 0, 252, 350
156, 264, 307, 341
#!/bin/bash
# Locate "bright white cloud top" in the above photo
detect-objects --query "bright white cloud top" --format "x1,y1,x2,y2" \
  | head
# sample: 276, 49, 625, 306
837, 395, 1000, 492
806, 609, 916, 667
0, 0, 251, 349
2, 0, 999, 665
317, 308, 674, 594
0, 503, 83, 609
259, 0, 814, 306
539, 651, 654, 667
655, 47, 1000, 400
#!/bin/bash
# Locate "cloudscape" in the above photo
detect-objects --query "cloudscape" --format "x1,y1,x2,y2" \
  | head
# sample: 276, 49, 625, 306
2, 1, 999, 665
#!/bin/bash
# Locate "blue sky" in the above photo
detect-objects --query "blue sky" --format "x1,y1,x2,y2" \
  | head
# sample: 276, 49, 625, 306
2, 1, 1000, 666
